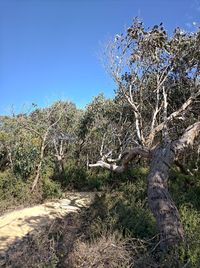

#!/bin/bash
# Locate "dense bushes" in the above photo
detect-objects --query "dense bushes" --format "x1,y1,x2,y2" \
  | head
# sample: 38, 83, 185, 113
0, 169, 62, 214
80, 168, 156, 240
13, 142, 39, 180
53, 160, 113, 191
0, 171, 30, 214
42, 177, 62, 199
179, 204, 200, 266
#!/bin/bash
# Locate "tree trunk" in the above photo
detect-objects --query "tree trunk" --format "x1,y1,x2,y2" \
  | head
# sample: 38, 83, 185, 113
56, 155, 65, 173
31, 135, 47, 191
31, 161, 42, 191
147, 143, 184, 249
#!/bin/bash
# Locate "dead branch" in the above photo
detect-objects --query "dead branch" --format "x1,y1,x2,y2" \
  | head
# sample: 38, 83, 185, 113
89, 147, 150, 173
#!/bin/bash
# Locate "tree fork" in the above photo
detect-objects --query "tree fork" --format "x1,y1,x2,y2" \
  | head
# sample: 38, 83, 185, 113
89, 122, 200, 248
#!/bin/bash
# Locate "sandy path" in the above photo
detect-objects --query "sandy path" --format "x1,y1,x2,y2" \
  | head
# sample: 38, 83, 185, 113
0, 192, 95, 254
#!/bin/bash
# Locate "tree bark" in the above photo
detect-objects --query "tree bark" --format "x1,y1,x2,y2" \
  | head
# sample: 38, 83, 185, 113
147, 143, 184, 249
31, 134, 47, 191
147, 122, 200, 248
31, 161, 42, 191
55, 155, 65, 173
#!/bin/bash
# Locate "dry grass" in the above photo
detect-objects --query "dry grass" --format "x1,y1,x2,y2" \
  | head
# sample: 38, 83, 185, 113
67, 233, 132, 268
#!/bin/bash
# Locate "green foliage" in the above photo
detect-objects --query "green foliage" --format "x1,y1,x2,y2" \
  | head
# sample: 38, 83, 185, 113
85, 170, 111, 190
155, 169, 200, 266
57, 161, 88, 190
178, 204, 200, 267
0, 171, 28, 200
13, 142, 39, 179
0, 171, 30, 213
83, 168, 156, 240
170, 168, 200, 209
40, 158, 62, 199
54, 160, 112, 191
41, 157, 55, 178
42, 177, 62, 199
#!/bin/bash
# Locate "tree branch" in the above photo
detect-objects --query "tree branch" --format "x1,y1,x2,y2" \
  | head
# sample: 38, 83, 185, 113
89, 147, 150, 173
147, 88, 200, 146
173, 121, 200, 153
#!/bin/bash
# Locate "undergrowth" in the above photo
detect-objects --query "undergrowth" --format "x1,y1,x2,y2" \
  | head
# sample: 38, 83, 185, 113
1, 166, 200, 267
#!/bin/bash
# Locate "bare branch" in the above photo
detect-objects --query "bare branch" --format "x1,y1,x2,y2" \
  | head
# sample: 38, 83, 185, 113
147, 88, 200, 146
89, 147, 150, 173
162, 86, 170, 143
173, 121, 200, 153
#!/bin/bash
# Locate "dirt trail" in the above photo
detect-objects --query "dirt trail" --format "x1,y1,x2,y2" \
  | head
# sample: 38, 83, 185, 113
0, 192, 95, 255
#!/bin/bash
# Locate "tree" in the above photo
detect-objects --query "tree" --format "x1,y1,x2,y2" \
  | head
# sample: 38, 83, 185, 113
17, 102, 67, 190
0, 116, 17, 171
50, 101, 80, 173
89, 19, 200, 249
77, 94, 136, 169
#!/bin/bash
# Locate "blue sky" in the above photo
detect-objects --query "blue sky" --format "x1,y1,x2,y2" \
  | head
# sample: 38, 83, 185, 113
0, 0, 199, 114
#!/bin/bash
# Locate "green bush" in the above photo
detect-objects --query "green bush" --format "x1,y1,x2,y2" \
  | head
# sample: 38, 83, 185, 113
54, 161, 112, 191
170, 168, 200, 209
178, 204, 200, 267
13, 143, 39, 180
63, 163, 88, 189
85, 169, 111, 190
0, 171, 30, 213
0, 171, 29, 199
42, 177, 62, 199
83, 176, 156, 240
55, 162, 149, 191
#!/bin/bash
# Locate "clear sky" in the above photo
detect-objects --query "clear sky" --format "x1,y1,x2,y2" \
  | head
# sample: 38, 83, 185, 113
0, 0, 199, 114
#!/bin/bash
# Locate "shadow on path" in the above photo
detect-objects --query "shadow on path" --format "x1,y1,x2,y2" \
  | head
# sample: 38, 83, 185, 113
0, 192, 97, 267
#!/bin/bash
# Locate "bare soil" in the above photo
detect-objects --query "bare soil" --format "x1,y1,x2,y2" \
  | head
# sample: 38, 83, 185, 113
0, 192, 95, 256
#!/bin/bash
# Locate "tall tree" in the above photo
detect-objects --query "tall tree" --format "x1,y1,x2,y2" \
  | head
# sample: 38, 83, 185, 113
89, 19, 200, 248
17, 102, 66, 190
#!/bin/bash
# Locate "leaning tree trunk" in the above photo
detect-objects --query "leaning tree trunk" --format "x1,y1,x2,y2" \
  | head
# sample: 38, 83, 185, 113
147, 142, 184, 249
89, 122, 200, 249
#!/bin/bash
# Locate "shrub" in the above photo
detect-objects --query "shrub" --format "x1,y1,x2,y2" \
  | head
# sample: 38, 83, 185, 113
42, 177, 62, 199
0, 171, 30, 214
82, 179, 156, 241
13, 143, 39, 180
178, 204, 200, 267
57, 161, 88, 190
